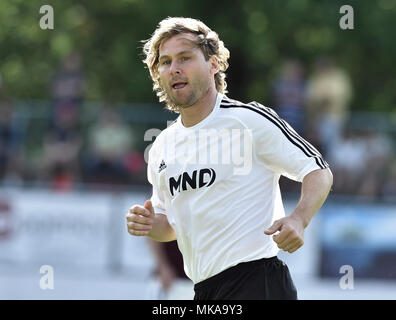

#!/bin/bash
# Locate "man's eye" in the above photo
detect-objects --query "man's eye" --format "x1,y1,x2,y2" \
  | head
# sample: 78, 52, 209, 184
162, 60, 170, 65
182, 57, 190, 61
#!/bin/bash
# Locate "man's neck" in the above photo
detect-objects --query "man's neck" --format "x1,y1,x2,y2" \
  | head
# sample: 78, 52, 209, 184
179, 88, 218, 128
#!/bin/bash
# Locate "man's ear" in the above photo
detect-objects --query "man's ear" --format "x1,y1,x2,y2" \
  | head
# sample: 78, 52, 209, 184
209, 56, 219, 75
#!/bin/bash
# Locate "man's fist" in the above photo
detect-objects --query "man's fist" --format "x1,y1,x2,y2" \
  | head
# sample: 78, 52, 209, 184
264, 216, 305, 253
126, 200, 155, 236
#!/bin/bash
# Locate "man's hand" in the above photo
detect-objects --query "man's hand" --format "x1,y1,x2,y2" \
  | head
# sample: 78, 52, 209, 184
126, 200, 155, 237
264, 215, 305, 253
264, 168, 333, 253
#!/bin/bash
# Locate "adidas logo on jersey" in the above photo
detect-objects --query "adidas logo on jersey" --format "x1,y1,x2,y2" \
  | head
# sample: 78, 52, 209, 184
158, 160, 167, 173
169, 168, 216, 196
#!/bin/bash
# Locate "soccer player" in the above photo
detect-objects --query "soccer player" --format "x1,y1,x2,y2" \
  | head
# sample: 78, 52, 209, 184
126, 17, 333, 300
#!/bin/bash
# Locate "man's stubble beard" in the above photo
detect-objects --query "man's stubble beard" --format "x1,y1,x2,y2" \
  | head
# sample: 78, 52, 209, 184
165, 79, 211, 111
169, 88, 197, 109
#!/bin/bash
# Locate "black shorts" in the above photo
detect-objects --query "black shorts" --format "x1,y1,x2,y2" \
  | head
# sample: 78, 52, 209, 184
193, 256, 298, 300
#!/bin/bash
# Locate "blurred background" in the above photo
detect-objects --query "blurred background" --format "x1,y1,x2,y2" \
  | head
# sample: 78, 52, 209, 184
0, 0, 395, 299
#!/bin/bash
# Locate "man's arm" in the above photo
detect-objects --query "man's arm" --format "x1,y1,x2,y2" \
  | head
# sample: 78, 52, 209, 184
290, 167, 333, 228
264, 167, 333, 253
126, 200, 176, 242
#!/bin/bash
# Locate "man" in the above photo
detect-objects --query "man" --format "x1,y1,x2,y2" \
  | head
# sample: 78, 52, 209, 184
126, 17, 333, 300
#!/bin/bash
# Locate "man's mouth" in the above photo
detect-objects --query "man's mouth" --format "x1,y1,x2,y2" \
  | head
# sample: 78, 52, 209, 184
172, 82, 188, 90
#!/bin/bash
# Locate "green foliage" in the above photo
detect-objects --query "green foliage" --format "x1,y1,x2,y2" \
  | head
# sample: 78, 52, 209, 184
0, 0, 395, 111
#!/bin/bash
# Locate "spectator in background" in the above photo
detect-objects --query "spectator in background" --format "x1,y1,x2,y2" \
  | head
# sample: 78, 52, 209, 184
148, 239, 193, 299
381, 159, 396, 200
41, 52, 86, 190
0, 75, 24, 185
83, 108, 136, 185
306, 57, 353, 156
358, 130, 393, 199
329, 127, 393, 199
328, 128, 367, 195
50, 52, 85, 120
0, 83, 14, 180
272, 60, 306, 135
41, 104, 82, 191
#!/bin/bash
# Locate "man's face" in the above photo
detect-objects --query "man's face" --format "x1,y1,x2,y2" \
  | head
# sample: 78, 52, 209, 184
158, 33, 216, 109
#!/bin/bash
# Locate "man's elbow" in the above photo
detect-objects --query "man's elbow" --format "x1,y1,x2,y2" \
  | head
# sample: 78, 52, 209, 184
306, 167, 333, 191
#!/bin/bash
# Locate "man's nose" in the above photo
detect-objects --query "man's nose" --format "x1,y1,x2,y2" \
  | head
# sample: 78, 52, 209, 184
169, 61, 181, 75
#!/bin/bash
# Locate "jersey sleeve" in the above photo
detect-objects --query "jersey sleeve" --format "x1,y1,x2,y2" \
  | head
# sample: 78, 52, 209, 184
251, 103, 329, 182
147, 143, 167, 215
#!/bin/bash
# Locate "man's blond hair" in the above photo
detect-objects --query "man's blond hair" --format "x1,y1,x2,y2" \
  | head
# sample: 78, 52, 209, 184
142, 17, 230, 112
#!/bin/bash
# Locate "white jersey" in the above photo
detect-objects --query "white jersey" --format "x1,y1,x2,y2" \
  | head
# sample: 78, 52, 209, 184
147, 92, 328, 284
